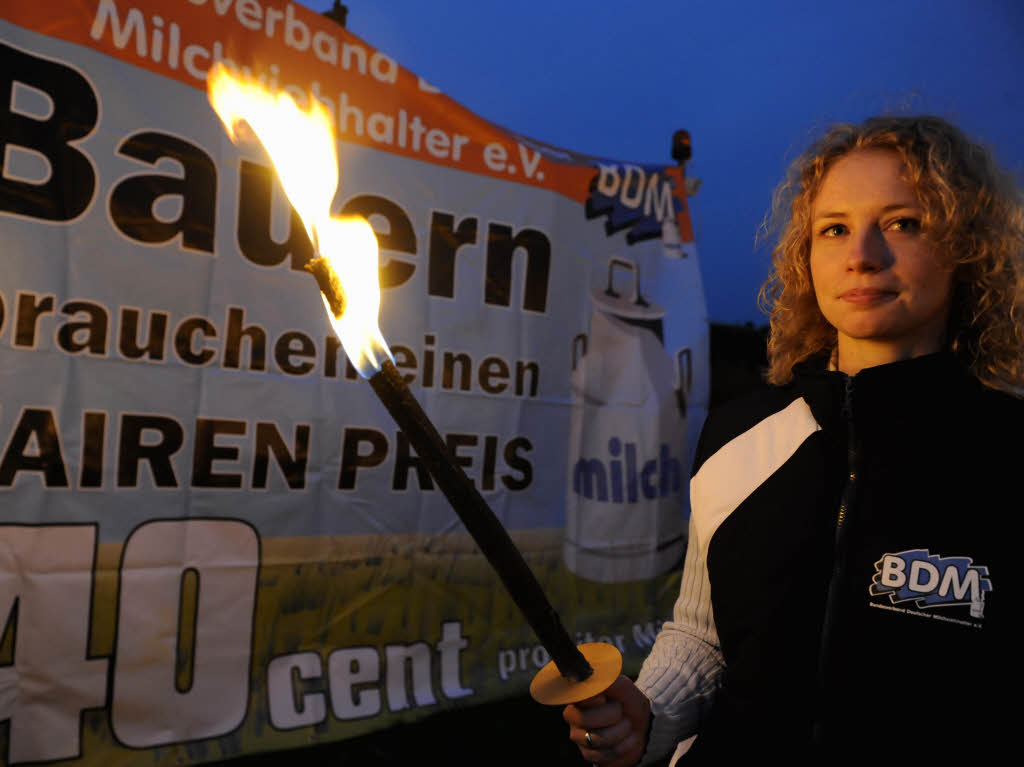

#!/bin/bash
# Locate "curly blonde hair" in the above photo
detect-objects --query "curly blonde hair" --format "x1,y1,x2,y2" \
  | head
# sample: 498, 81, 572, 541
759, 115, 1024, 394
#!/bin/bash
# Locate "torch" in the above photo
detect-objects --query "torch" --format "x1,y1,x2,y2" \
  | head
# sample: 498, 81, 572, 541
206, 64, 621, 706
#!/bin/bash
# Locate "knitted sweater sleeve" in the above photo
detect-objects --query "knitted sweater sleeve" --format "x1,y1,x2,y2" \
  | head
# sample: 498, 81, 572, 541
634, 512, 724, 765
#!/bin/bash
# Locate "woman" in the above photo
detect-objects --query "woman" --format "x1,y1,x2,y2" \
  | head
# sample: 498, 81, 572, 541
564, 115, 1024, 764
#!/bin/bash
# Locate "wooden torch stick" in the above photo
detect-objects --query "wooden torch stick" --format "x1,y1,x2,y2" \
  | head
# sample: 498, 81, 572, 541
367, 359, 593, 681
307, 257, 623, 700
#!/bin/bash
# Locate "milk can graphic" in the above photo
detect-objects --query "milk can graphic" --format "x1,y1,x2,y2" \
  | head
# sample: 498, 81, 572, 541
565, 257, 690, 583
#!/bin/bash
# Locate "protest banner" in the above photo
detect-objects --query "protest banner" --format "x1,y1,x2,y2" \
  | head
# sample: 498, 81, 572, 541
0, 2, 707, 764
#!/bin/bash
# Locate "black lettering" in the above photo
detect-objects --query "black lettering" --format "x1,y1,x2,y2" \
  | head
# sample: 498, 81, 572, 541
109, 131, 216, 252
502, 437, 532, 491
223, 306, 266, 371
338, 427, 387, 490
392, 431, 432, 491
192, 418, 245, 488
485, 223, 550, 312
117, 413, 183, 487
322, 335, 360, 380
421, 334, 435, 388
80, 411, 106, 488
236, 160, 313, 270
119, 308, 168, 360
274, 330, 315, 375
340, 195, 416, 289
445, 433, 477, 481
253, 422, 309, 489
482, 435, 498, 491
324, 334, 341, 378
441, 351, 471, 391
14, 292, 54, 347
174, 316, 216, 365
0, 43, 97, 221
57, 299, 108, 354
427, 211, 477, 299
0, 408, 68, 487
478, 356, 509, 394
390, 344, 417, 384
515, 360, 539, 397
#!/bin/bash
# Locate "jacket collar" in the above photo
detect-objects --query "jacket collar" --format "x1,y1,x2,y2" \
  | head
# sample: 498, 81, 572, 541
792, 351, 975, 429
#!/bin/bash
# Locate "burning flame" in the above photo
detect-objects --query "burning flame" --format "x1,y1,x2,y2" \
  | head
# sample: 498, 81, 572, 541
206, 62, 391, 377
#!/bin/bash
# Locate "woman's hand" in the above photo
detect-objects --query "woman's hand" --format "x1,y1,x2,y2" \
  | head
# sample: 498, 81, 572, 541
563, 675, 652, 767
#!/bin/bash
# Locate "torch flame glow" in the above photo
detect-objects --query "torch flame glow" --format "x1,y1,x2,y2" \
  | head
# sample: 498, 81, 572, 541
315, 216, 391, 375
207, 62, 391, 376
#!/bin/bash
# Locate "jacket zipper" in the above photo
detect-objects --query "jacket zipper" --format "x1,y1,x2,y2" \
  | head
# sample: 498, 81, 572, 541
813, 375, 858, 746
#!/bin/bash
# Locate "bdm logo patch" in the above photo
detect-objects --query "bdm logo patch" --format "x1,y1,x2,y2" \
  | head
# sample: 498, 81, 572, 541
869, 548, 992, 622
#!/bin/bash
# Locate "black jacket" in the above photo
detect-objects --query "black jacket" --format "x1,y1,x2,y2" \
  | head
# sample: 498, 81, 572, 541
684, 352, 1021, 761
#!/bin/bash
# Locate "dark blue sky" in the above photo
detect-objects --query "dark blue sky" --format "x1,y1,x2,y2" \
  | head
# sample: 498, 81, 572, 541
303, 0, 1024, 325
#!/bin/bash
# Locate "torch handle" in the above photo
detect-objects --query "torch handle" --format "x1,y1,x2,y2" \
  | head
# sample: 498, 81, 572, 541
369, 359, 593, 683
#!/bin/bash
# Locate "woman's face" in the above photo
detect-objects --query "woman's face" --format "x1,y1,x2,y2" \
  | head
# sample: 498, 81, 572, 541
809, 149, 955, 373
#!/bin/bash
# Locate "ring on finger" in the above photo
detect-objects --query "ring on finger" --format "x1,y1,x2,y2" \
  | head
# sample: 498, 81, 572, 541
585, 730, 595, 748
